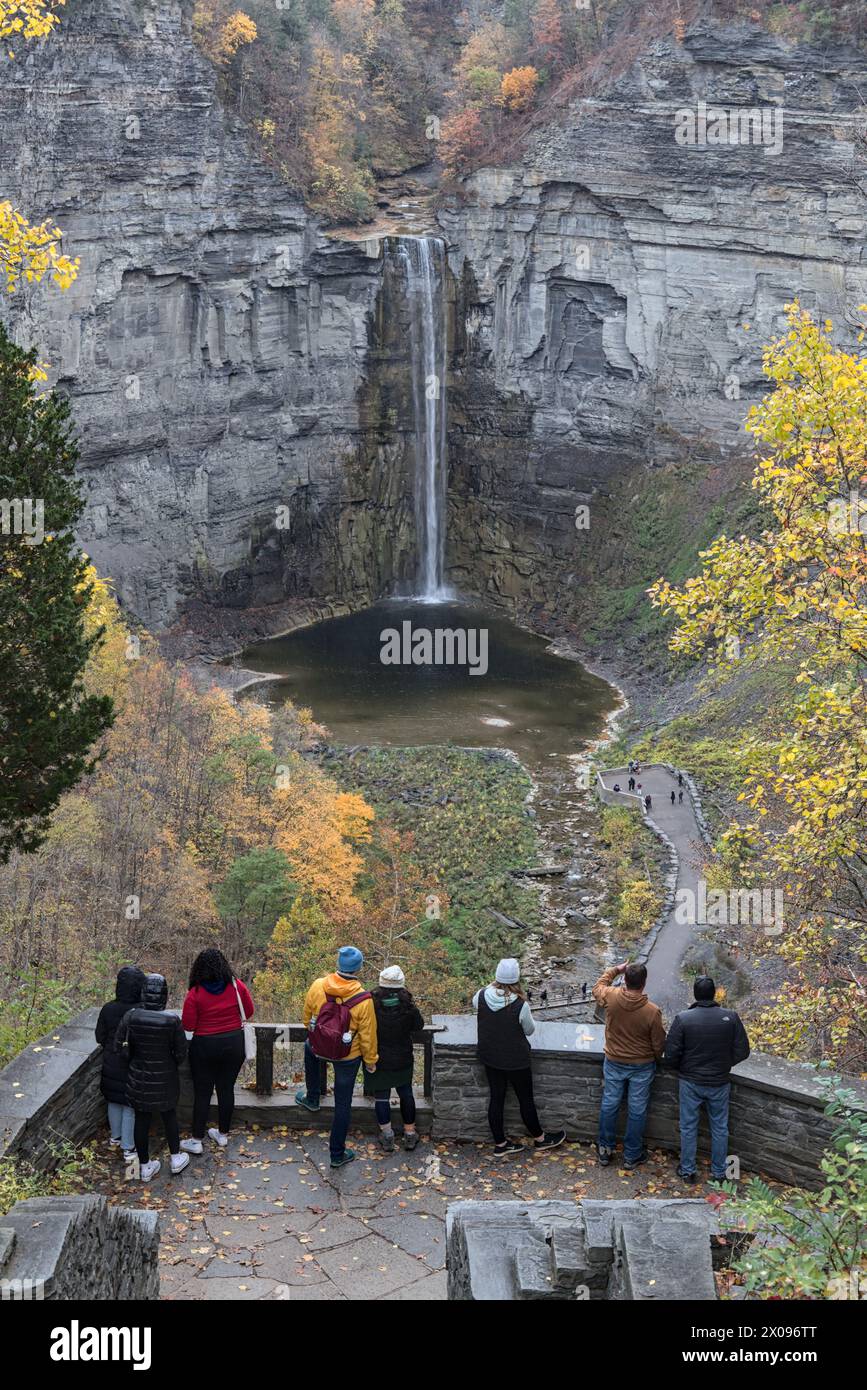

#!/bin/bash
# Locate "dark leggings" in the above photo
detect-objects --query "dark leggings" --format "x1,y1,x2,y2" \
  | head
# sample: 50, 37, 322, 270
485, 1065, 542, 1144
374, 1084, 416, 1127
190, 1030, 245, 1138
134, 1108, 180, 1164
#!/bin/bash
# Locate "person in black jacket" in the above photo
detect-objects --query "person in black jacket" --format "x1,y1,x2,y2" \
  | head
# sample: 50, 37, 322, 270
663, 975, 750, 1183
95, 966, 145, 1158
473, 958, 566, 1157
363, 965, 424, 1153
116, 973, 189, 1181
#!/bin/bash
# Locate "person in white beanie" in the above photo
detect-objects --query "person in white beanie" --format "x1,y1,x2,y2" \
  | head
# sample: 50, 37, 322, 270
473, 959, 566, 1156
363, 964, 425, 1153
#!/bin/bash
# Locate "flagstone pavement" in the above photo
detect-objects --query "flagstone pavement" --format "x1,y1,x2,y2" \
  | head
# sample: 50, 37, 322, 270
96, 1126, 710, 1301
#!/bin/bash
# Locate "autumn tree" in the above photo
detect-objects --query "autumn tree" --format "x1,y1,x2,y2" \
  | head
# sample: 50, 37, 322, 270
650, 303, 867, 1069
500, 65, 539, 113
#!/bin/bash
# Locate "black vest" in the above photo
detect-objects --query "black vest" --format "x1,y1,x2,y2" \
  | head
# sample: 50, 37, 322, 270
477, 991, 532, 1070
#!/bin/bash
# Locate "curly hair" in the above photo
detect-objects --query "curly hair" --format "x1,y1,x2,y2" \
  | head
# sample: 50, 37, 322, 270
189, 947, 234, 990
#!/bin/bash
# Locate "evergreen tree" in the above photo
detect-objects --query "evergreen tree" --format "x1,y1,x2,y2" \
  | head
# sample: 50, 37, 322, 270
0, 326, 114, 861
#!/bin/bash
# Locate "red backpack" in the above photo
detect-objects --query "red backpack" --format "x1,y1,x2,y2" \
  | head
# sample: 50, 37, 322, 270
309, 988, 371, 1060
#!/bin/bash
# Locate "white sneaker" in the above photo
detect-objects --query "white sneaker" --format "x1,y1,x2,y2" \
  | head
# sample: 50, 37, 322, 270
170, 1152, 190, 1175
208, 1128, 228, 1148
180, 1138, 203, 1155
109, 1137, 122, 1148
140, 1159, 161, 1182
122, 1150, 137, 1163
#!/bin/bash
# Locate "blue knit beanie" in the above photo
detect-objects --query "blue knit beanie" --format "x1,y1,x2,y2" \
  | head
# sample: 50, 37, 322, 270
337, 945, 363, 976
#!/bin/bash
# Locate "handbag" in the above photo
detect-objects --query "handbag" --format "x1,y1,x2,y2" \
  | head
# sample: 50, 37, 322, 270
233, 978, 257, 1062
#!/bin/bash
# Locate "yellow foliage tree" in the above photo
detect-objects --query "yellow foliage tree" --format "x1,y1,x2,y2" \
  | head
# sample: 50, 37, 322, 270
650, 302, 867, 1069
0, 2, 78, 293
500, 65, 539, 113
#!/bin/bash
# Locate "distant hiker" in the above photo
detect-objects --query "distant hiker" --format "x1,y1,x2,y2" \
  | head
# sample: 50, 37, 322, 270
678, 789, 684, 804
644, 794, 652, 811
180, 948, 254, 1155
628, 777, 636, 792
363, 965, 424, 1154
677, 772, 684, 787
296, 947, 378, 1169
541, 988, 548, 1005
116, 973, 188, 1182
613, 782, 621, 792
670, 790, 676, 805
636, 782, 642, 794
592, 961, 666, 1169
664, 976, 750, 1184
95, 966, 145, 1161
581, 982, 588, 1000
527, 989, 533, 1001
474, 958, 566, 1157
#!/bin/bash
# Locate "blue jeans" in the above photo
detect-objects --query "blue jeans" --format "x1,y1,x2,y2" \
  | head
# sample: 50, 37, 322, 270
304, 1041, 361, 1161
107, 1102, 135, 1151
678, 1078, 730, 1178
598, 1057, 655, 1162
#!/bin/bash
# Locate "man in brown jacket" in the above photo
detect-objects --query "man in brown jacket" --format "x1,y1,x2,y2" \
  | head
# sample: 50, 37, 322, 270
593, 961, 666, 1168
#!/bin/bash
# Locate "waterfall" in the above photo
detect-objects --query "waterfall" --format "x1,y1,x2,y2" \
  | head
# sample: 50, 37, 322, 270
393, 235, 448, 600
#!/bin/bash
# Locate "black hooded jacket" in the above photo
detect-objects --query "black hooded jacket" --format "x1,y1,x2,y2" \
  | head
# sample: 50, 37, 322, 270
371, 988, 424, 1073
95, 966, 145, 1104
663, 1000, 751, 1087
116, 974, 187, 1111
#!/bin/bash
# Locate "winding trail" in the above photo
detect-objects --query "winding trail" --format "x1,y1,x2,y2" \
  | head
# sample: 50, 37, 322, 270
597, 764, 709, 1022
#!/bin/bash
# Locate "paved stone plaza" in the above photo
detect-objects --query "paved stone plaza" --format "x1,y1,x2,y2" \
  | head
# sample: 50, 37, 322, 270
95, 1127, 711, 1301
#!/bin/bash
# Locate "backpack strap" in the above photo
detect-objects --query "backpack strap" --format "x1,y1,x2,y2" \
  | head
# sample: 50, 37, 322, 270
347, 990, 371, 1007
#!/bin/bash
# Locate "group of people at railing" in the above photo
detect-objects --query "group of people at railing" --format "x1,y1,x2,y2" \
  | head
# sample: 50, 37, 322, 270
95, 944, 752, 1183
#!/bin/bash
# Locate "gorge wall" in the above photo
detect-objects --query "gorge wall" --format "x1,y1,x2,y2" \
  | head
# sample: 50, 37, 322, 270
3, 7, 867, 634
0, 0, 421, 630
440, 23, 867, 628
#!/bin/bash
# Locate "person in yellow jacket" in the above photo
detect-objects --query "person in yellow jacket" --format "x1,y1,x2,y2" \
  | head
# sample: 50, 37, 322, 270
296, 946, 378, 1168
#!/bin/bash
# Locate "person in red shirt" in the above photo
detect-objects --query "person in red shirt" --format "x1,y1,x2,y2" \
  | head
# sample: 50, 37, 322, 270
179, 948, 254, 1154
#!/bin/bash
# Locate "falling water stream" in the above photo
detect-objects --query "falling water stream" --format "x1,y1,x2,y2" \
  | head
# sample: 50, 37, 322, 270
392, 235, 449, 599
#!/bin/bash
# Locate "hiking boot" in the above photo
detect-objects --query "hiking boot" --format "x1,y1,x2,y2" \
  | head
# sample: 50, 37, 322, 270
180, 1138, 203, 1156
596, 1144, 613, 1167
331, 1149, 356, 1169
624, 1149, 648, 1169
378, 1130, 396, 1153
295, 1090, 321, 1113
170, 1152, 190, 1175
534, 1129, 566, 1151
493, 1140, 524, 1156
677, 1168, 698, 1185
403, 1131, 420, 1152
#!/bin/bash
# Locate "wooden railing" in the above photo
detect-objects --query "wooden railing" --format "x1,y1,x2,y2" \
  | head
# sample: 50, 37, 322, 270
251, 1023, 443, 1100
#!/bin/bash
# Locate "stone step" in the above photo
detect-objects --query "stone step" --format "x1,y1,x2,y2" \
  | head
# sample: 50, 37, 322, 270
514, 1240, 558, 1299
178, 1087, 433, 1133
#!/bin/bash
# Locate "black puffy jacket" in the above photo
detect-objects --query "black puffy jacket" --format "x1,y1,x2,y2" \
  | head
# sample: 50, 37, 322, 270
117, 975, 187, 1112
95, 966, 145, 1104
371, 988, 424, 1072
663, 1000, 750, 1087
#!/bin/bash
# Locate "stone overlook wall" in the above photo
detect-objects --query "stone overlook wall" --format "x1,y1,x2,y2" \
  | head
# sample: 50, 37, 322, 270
0, 1194, 159, 1301
4, 1009, 864, 1192
431, 1016, 867, 1189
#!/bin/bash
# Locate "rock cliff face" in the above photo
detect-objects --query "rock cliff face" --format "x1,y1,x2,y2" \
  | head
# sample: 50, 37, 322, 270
439, 23, 867, 623
4, 10, 867, 634
0, 0, 418, 628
